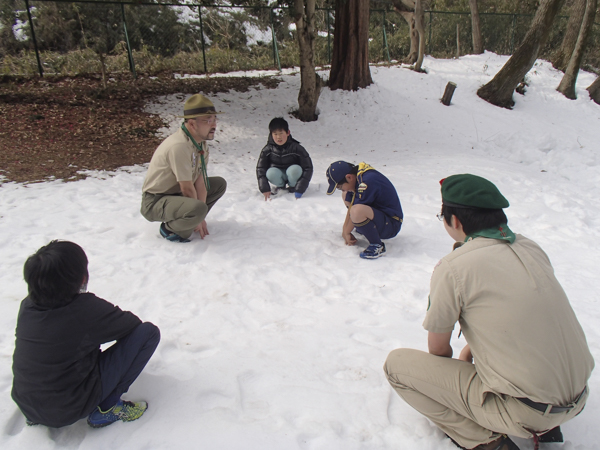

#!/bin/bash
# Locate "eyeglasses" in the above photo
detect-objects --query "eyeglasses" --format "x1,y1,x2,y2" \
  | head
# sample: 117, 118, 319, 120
436, 212, 444, 221
196, 116, 218, 124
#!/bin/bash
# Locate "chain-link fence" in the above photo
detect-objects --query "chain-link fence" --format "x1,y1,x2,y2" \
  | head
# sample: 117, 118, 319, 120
1, 0, 599, 77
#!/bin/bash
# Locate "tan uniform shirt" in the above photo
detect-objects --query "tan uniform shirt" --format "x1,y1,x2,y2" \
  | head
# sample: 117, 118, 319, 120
142, 127, 209, 195
424, 235, 594, 406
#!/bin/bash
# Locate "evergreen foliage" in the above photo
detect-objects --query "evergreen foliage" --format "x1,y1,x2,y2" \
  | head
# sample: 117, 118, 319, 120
1, 0, 598, 76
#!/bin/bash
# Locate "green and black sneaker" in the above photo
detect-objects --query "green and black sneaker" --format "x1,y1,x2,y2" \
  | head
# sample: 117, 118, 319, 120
87, 399, 148, 428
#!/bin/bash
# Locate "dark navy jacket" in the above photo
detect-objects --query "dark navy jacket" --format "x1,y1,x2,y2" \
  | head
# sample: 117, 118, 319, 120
344, 163, 403, 221
256, 134, 313, 194
12, 293, 141, 427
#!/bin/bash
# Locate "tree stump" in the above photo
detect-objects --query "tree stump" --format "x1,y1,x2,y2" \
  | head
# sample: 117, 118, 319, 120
441, 82, 457, 106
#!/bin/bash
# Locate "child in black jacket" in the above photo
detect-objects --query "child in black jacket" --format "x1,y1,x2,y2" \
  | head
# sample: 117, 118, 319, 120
12, 240, 160, 428
256, 117, 313, 200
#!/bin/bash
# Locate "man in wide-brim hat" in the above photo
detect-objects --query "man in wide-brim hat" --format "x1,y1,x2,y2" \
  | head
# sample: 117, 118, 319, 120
141, 94, 227, 243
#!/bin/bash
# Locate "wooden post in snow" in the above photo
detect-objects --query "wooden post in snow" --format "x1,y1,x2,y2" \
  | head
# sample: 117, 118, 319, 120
441, 82, 457, 106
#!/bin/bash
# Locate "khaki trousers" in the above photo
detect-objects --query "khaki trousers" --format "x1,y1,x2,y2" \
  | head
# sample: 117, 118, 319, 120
384, 348, 587, 449
141, 176, 227, 239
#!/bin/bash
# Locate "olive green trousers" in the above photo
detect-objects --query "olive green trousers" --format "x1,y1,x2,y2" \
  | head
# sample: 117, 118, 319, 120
141, 176, 227, 239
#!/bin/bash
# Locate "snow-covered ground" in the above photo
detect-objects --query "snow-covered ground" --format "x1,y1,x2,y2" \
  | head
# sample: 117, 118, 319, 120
1, 53, 599, 449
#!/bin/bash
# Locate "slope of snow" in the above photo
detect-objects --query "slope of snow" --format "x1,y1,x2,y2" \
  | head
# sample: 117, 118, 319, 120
1, 53, 599, 449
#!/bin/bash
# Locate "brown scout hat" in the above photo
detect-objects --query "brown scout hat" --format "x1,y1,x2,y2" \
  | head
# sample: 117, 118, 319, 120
177, 94, 223, 119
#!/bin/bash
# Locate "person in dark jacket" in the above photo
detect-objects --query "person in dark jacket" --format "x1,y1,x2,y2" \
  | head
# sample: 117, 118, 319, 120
12, 240, 160, 428
256, 117, 313, 200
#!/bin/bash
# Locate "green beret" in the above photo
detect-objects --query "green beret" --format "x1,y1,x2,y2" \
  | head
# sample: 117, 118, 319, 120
440, 174, 509, 209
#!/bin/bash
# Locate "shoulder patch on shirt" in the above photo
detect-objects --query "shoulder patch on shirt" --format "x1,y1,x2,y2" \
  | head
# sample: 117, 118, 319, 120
358, 182, 367, 193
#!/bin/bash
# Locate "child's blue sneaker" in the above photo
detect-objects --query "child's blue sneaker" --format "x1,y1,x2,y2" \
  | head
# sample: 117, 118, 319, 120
360, 243, 386, 259
87, 399, 148, 428
160, 223, 190, 243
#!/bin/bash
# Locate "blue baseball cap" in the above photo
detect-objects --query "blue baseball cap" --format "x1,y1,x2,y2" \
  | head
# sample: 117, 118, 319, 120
326, 161, 353, 195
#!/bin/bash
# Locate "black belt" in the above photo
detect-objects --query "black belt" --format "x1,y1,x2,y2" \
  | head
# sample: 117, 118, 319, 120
517, 388, 586, 414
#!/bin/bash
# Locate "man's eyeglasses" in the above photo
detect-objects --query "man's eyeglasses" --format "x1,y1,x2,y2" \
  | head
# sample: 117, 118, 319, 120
196, 116, 218, 124
436, 212, 444, 221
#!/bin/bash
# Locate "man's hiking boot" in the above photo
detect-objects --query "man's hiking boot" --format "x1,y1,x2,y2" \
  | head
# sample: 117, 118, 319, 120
360, 243, 386, 259
160, 223, 190, 243
474, 435, 520, 450
447, 434, 520, 450
539, 426, 563, 443
87, 399, 148, 428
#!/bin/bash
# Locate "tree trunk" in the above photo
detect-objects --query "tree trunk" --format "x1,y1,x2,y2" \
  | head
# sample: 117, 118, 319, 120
398, 10, 419, 64
557, 0, 597, 99
469, 0, 483, 54
413, 0, 426, 72
393, 1, 419, 64
477, 0, 565, 109
552, 0, 586, 71
456, 23, 461, 58
98, 52, 107, 89
329, 0, 372, 91
294, 0, 321, 122
587, 75, 600, 104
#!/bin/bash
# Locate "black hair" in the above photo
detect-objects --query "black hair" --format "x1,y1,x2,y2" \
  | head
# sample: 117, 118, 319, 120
442, 204, 507, 235
268, 117, 289, 133
349, 164, 358, 175
23, 240, 89, 308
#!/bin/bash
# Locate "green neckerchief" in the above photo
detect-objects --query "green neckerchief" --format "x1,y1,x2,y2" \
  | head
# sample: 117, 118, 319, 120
181, 122, 210, 191
466, 223, 515, 244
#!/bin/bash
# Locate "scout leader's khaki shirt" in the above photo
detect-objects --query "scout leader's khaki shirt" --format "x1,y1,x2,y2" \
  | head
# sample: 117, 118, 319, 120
424, 235, 594, 406
142, 127, 209, 195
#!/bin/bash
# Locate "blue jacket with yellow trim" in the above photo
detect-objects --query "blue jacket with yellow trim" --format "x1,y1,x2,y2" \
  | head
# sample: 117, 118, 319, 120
344, 163, 403, 221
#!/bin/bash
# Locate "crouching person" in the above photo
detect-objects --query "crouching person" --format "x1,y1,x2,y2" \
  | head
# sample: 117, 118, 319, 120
384, 175, 594, 450
12, 241, 160, 428
256, 117, 313, 200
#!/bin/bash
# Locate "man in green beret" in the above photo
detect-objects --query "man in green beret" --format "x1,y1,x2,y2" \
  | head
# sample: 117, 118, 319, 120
141, 94, 227, 243
384, 174, 594, 450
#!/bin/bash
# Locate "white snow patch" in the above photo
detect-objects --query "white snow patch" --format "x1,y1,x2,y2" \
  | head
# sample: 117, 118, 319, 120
1, 53, 599, 450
